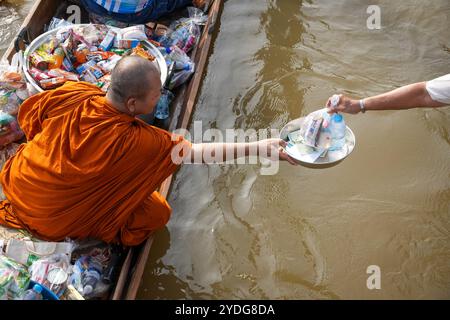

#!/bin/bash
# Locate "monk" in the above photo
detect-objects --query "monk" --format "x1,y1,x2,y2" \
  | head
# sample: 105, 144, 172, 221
0, 56, 295, 246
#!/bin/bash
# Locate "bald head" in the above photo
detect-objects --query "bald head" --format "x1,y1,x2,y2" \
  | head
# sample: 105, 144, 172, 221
108, 55, 161, 105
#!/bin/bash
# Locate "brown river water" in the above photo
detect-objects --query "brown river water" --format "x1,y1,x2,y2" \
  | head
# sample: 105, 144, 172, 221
2, 0, 449, 299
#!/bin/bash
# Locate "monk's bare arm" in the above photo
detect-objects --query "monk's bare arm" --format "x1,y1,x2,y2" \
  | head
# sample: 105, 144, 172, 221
327, 82, 447, 114
181, 139, 298, 165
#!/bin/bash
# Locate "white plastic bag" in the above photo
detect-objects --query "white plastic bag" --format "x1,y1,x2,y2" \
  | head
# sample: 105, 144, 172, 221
299, 108, 332, 148
5, 239, 74, 267
0, 51, 30, 115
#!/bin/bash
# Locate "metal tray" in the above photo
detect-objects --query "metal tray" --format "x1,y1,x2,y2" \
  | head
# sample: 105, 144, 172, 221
280, 117, 356, 169
23, 24, 168, 93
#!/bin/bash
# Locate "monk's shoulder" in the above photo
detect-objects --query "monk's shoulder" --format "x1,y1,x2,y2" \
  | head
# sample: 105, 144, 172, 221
137, 123, 183, 153
56, 81, 103, 95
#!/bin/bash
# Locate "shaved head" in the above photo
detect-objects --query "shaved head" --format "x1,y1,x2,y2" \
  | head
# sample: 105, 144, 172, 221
109, 55, 161, 105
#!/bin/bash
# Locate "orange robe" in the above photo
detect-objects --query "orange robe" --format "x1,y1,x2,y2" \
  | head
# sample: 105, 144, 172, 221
0, 81, 188, 246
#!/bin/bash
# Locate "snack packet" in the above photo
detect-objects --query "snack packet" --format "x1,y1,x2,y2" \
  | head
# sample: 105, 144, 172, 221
298, 108, 332, 148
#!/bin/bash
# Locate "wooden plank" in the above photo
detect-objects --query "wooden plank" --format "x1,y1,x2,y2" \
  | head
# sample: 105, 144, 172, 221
124, 235, 154, 299
122, 0, 223, 300
111, 248, 133, 300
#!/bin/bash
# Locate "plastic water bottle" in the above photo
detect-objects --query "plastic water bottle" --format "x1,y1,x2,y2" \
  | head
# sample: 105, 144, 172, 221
155, 62, 176, 120
155, 89, 174, 120
328, 114, 346, 151
157, 46, 171, 58
167, 46, 192, 68
22, 284, 43, 300
69, 256, 88, 293
81, 259, 102, 296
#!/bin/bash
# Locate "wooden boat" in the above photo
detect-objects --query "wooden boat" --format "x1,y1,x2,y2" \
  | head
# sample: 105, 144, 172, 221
1, 0, 223, 300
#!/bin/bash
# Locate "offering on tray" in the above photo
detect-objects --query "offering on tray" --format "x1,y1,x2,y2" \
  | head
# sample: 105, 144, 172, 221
27, 25, 157, 92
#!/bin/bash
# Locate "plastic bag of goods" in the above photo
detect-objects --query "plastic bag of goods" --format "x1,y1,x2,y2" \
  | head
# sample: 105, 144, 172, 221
160, 7, 207, 53
0, 111, 24, 147
0, 51, 30, 115
0, 255, 31, 300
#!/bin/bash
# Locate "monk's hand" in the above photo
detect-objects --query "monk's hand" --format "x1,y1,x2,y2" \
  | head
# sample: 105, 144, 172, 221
257, 139, 299, 166
326, 94, 360, 114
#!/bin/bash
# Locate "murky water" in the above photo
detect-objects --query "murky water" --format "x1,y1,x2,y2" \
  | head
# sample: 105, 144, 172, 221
138, 0, 450, 300
0, 0, 34, 57
3, 0, 448, 300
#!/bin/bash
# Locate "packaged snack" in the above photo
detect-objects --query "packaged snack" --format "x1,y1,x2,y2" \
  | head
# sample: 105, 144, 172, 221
30, 52, 51, 70
0, 71, 26, 90
117, 39, 140, 49
40, 36, 59, 54
80, 70, 98, 83
86, 51, 116, 61
47, 17, 73, 31
61, 57, 75, 72
99, 30, 116, 51
47, 69, 79, 82
298, 108, 332, 148
110, 48, 130, 56
76, 60, 96, 74
30, 67, 51, 81
97, 74, 111, 92
39, 77, 67, 90
48, 47, 65, 70
120, 25, 147, 41
77, 60, 104, 80
61, 31, 76, 64
131, 46, 155, 61
79, 24, 109, 46
97, 55, 121, 73
74, 44, 89, 64
299, 112, 323, 147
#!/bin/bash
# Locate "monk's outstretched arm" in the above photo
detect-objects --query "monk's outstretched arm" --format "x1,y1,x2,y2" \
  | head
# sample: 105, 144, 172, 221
181, 139, 298, 165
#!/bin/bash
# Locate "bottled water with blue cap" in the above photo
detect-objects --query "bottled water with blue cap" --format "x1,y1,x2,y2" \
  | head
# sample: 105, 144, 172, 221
329, 114, 346, 151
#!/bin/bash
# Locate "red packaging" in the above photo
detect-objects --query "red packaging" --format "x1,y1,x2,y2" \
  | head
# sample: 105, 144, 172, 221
30, 67, 51, 81
39, 77, 67, 89
30, 52, 49, 70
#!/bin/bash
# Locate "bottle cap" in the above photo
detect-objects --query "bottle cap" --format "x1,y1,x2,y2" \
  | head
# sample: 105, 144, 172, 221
33, 284, 43, 294
333, 114, 343, 122
83, 284, 94, 296
330, 94, 340, 108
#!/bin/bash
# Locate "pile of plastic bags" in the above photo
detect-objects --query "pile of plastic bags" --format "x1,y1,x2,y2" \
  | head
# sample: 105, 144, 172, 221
0, 51, 29, 149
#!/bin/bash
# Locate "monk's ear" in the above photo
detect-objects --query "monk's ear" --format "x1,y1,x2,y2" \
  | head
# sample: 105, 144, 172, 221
126, 97, 137, 115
